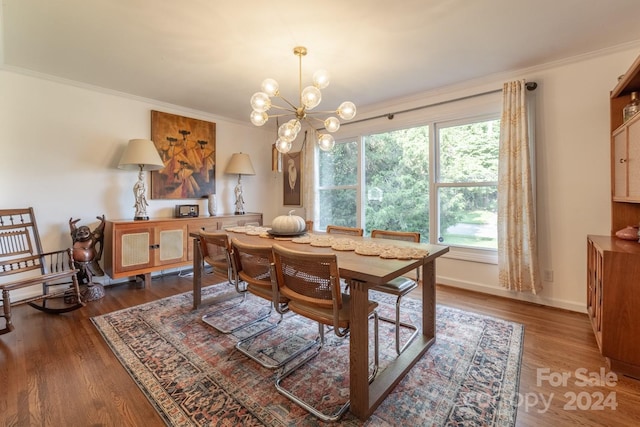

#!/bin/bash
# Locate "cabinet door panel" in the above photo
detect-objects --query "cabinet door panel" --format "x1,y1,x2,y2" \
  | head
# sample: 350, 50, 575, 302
115, 227, 153, 272
628, 119, 640, 197
613, 128, 627, 199
122, 232, 151, 266
586, 238, 603, 350
155, 224, 187, 266
159, 229, 185, 261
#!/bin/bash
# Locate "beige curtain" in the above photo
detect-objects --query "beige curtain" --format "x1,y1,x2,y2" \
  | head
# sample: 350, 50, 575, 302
302, 133, 316, 225
497, 80, 541, 294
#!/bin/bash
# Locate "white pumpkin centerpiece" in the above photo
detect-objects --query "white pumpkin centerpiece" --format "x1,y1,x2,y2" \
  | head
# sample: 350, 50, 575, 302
271, 210, 306, 234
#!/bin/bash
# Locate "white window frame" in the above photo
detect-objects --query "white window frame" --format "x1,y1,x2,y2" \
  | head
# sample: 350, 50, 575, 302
315, 91, 501, 264
315, 138, 363, 229
431, 114, 500, 260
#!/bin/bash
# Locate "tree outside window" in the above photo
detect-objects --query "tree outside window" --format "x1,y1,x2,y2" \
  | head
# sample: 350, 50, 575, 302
436, 118, 499, 249
316, 117, 499, 250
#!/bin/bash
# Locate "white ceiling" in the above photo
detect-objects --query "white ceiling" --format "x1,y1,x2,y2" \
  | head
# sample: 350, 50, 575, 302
3, 0, 640, 123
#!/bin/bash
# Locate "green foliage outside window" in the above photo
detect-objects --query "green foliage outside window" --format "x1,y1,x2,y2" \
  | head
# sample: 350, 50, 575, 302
317, 118, 499, 249
364, 127, 429, 238
437, 119, 499, 248
318, 141, 358, 229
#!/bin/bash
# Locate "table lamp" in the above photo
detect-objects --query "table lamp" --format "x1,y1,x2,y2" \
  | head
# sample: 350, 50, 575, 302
225, 152, 255, 215
118, 138, 165, 220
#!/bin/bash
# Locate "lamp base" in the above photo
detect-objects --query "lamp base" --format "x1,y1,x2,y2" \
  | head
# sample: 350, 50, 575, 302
134, 215, 150, 221
234, 211, 245, 215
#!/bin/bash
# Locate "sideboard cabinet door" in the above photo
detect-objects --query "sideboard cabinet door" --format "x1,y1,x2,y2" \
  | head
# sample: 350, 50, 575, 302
113, 224, 154, 273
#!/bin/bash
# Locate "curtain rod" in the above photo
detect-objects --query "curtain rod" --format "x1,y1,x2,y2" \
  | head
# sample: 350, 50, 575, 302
343, 81, 537, 126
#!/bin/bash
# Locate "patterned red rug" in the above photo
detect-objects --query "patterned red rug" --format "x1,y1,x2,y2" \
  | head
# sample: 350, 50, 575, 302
92, 282, 523, 426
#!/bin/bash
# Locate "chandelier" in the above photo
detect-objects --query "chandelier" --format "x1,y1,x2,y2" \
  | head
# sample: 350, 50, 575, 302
249, 46, 356, 153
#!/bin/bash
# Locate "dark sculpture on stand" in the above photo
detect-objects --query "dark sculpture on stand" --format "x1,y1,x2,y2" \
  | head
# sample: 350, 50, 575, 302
69, 215, 106, 301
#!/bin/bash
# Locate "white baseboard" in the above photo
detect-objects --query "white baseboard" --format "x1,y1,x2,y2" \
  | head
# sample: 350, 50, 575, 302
437, 275, 586, 314
5, 270, 584, 314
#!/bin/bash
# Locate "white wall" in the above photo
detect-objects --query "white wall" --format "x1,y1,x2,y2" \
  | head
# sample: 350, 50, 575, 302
500, 47, 635, 311
2, 44, 639, 311
0, 69, 277, 261
334, 45, 640, 312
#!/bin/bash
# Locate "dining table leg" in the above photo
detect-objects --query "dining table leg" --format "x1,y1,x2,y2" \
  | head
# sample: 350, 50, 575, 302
422, 260, 436, 339
348, 278, 371, 419
192, 235, 202, 309
348, 258, 439, 420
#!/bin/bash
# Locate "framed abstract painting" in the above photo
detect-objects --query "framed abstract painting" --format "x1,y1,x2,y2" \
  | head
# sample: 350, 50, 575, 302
150, 110, 216, 199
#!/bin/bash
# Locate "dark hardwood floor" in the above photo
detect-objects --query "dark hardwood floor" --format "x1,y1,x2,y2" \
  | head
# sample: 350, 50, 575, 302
2, 272, 640, 426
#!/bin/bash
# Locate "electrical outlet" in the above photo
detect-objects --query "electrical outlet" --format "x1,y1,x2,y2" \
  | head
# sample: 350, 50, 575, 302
543, 270, 554, 282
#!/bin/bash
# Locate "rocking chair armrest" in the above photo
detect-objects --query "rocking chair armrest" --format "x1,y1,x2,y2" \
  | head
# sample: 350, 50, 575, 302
38, 248, 78, 268
0, 268, 80, 291
39, 247, 75, 259
0, 249, 78, 280
39, 248, 73, 257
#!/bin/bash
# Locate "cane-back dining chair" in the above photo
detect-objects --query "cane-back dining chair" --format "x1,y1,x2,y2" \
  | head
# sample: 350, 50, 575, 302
325, 225, 363, 236
231, 238, 312, 369
270, 243, 379, 422
370, 229, 421, 354
198, 231, 247, 333
0, 207, 84, 335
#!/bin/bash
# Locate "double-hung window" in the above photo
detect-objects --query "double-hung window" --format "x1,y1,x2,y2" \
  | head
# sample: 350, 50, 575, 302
434, 116, 499, 249
317, 139, 360, 229
315, 94, 500, 260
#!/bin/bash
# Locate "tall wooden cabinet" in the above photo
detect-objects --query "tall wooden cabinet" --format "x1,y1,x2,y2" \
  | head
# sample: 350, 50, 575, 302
610, 55, 640, 232
587, 55, 640, 378
104, 213, 262, 288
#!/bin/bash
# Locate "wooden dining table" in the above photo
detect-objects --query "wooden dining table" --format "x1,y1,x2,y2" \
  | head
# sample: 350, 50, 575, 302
190, 229, 449, 420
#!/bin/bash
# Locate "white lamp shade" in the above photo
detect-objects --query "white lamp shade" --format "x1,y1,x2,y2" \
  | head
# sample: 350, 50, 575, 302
118, 139, 165, 171
225, 152, 255, 175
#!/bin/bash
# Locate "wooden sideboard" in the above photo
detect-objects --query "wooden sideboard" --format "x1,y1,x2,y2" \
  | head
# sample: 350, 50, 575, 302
587, 235, 640, 378
103, 213, 262, 288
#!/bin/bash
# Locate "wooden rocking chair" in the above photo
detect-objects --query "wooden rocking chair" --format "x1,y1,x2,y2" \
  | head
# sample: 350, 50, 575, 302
0, 207, 84, 335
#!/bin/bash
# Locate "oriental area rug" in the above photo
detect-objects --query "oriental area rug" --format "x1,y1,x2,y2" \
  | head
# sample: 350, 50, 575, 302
92, 282, 523, 426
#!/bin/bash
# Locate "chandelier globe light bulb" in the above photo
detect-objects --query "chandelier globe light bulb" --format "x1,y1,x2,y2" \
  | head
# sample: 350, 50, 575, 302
278, 122, 298, 142
275, 138, 293, 153
318, 133, 335, 151
313, 69, 330, 89
324, 117, 340, 133
261, 78, 279, 97
337, 101, 356, 120
250, 110, 268, 126
301, 86, 321, 110
250, 92, 271, 112
289, 119, 302, 134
